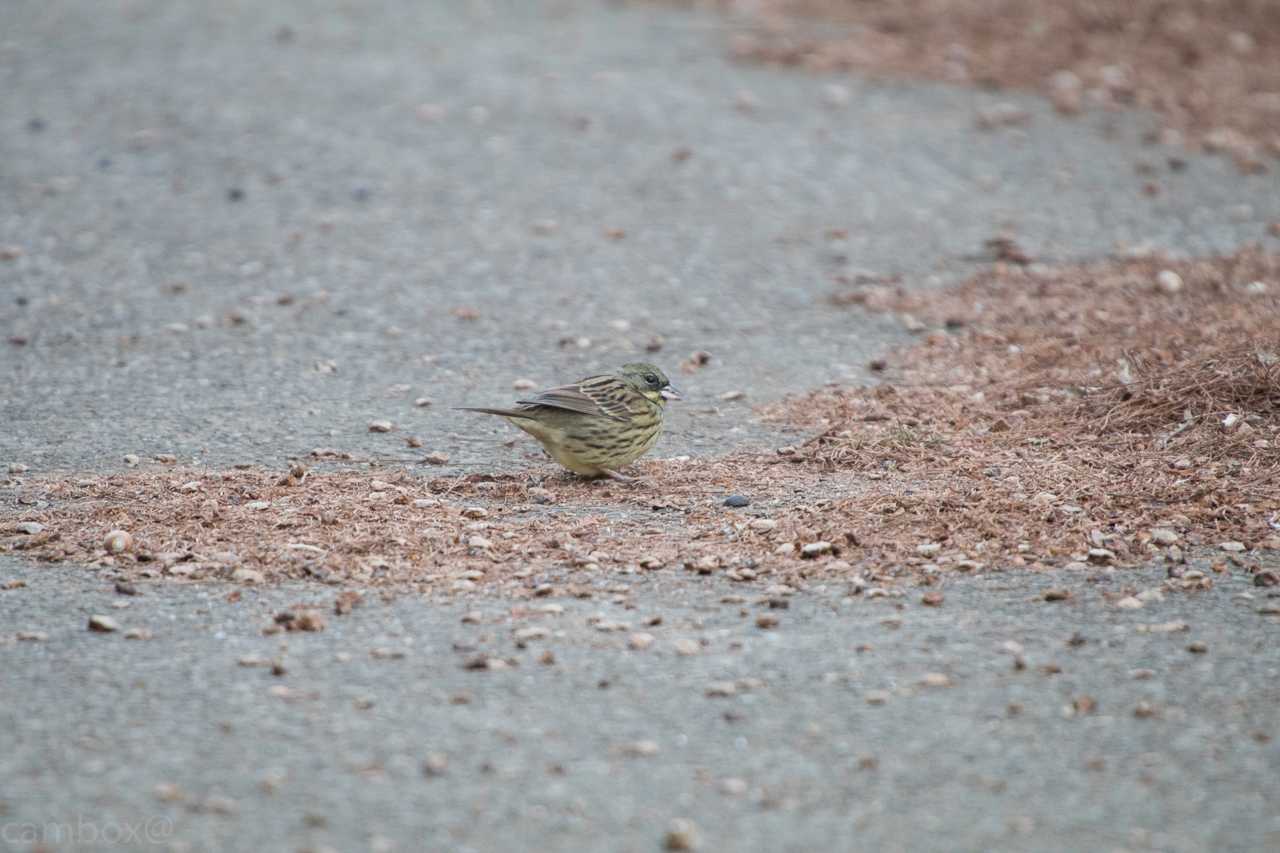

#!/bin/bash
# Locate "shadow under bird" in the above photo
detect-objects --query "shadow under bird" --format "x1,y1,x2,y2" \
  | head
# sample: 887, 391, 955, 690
456, 362, 682, 480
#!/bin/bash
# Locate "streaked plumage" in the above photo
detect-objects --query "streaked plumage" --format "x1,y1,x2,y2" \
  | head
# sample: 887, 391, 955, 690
456, 363, 681, 479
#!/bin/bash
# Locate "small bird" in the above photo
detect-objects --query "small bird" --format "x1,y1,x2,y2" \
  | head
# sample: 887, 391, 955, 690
457, 362, 681, 480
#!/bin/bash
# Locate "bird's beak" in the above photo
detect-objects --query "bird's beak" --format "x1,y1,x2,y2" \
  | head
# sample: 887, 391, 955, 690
660, 385, 683, 401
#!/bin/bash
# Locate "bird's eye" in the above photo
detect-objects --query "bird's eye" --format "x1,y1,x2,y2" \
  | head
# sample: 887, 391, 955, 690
644, 373, 659, 387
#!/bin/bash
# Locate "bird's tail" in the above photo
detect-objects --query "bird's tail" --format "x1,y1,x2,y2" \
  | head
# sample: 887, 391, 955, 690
453, 406, 528, 419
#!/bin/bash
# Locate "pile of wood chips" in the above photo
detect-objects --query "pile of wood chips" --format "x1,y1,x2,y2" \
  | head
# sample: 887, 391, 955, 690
3, 249, 1277, 591
776, 246, 1280, 572
717, 0, 1280, 173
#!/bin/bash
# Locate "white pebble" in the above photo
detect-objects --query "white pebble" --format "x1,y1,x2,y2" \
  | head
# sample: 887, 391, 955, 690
103, 530, 133, 554
1155, 270, 1183, 293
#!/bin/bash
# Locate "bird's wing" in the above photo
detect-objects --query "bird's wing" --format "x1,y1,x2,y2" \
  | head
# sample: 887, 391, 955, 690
516, 375, 632, 421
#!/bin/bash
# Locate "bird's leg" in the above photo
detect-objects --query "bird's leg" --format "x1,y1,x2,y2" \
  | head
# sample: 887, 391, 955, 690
600, 469, 653, 487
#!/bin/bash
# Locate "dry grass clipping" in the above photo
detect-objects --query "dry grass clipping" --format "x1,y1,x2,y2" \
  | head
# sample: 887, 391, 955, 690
3, 250, 1278, 591
715, 0, 1280, 172
773, 246, 1280, 569
0, 458, 880, 592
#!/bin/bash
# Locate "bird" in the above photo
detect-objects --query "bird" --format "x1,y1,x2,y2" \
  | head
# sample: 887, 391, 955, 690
456, 362, 681, 480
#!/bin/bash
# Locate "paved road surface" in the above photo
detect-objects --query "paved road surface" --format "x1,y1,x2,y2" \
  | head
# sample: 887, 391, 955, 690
3, 1, 1279, 851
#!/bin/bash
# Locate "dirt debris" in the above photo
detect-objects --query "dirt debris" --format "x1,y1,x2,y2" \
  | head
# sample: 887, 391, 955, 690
0, 455, 881, 591
714, 0, 1280, 173
3, 249, 1277, 594
770, 246, 1280, 573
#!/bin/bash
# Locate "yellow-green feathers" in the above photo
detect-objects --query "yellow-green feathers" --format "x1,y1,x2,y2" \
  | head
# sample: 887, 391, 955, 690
457, 363, 681, 478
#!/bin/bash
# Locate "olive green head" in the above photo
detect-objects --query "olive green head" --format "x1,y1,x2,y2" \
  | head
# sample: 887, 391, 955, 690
618, 363, 682, 403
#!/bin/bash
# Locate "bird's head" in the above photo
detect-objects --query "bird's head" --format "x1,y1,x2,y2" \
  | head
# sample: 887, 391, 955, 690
619, 362, 682, 405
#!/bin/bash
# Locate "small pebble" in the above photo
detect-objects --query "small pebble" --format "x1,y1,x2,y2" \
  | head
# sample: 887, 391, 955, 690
1155, 269, 1184, 293
664, 818, 700, 851
619, 740, 660, 757
673, 638, 701, 656
281, 610, 326, 632
513, 626, 548, 644
733, 89, 759, 113
1048, 70, 1083, 114
628, 632, 655, 651
368, 420, 394, 433
88, 614, 120, 633
705, 681, 737, 698
723, 495, 750, 508
821, 82, 851, 108
975, 102, 1030, 130
14, 522, 44, 535
103, 529, 133, 554
154, 782, 185, 802
800, 541, 832, 558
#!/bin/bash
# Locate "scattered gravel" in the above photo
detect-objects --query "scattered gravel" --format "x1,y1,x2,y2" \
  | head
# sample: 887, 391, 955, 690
88, 614, 120, 633
723, 0, 1280, 174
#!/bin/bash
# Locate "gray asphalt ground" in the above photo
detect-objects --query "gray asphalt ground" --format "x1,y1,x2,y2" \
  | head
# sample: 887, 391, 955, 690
3, 555, 1279, 853
3, 1, 1280, 851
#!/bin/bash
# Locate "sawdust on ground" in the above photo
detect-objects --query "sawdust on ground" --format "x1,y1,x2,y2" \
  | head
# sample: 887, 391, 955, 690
708, 0, 1280, 173
3, 248, 1278, 593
